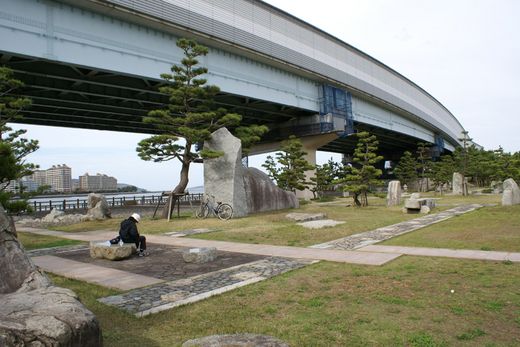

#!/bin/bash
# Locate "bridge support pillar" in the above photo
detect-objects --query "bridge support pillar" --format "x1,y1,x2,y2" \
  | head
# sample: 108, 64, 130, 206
296, 133, 338, 200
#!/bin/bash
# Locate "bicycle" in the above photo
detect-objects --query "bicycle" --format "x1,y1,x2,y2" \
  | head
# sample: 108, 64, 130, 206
195, 194, 233, 220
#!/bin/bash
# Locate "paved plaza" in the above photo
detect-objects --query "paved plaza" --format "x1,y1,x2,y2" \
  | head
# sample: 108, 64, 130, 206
21, 204, 520, 317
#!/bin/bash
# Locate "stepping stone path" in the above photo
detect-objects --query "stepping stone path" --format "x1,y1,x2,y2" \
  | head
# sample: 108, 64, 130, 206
98, 257, 315, 317
310, 204, 483, 250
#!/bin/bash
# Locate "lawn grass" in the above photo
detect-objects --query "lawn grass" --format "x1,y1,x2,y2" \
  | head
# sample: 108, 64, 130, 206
383, 204, 520, 252
17, 232, 85, 250
51, 194, 504, 248
49, 256, 520, 346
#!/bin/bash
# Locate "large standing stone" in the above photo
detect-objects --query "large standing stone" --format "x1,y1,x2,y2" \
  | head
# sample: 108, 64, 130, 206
502, 178, 520, 206
386, 180, 401, 207
452, 172, 467, 195
87, 193, 111, 219
0, 205, 102, 346
204, 128, 248, 217
204, 128, 298, 217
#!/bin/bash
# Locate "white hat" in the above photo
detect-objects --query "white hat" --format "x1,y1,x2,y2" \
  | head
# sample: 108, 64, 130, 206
131, 213, 141, 222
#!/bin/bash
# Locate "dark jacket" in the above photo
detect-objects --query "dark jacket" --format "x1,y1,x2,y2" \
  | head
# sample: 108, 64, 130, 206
119, 217, 139, 243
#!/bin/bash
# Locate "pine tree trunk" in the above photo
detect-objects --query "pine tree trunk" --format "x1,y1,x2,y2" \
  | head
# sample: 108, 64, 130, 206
162, 144, 193, 218
352, 193, 362, 207
161, 161, 190, 218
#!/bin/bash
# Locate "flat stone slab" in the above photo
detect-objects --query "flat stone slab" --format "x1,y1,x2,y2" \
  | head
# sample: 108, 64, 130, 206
286, 212, 326, 222
297, 219, 345, 229
89, 240, 136, 260
165, 228, 214, 237
182, 247, 217, 263
182, 334, 289, 347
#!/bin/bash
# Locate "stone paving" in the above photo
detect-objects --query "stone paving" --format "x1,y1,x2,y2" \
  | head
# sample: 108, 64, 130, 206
310, 204, 483, 250
98, 257, 316, 317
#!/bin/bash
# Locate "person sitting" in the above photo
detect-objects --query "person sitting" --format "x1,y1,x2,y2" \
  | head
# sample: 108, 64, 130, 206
119, 213, 148, 257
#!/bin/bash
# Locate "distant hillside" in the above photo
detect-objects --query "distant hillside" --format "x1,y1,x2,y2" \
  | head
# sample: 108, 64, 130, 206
117, 183, 148, 193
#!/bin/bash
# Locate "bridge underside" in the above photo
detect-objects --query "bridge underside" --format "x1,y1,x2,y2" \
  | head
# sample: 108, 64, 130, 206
3, 53, 431, 158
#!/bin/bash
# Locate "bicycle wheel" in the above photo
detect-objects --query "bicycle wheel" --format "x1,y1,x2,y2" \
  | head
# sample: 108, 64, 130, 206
217, 203, 233, 220
196, 204, 210, 218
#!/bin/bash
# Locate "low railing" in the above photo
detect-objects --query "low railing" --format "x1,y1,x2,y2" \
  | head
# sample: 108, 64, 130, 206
27, 193, 204, 213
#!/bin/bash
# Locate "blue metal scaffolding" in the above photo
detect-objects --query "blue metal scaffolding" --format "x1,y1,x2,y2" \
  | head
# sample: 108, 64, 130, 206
319, 84, 354, 136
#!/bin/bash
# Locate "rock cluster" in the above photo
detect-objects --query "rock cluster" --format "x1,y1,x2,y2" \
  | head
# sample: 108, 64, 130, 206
0, 204, 102, 346
87, 193, 111, 219
204, 128, 298, 217
502, 178, 520, 206
403, 193, 435, 214
16, 193, 112, 228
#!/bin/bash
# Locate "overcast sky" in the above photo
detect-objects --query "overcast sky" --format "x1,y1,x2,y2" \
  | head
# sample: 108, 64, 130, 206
11, 0, 520, 191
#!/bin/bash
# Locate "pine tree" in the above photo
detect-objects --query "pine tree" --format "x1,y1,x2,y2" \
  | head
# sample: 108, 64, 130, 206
430, 155, 455, 195
416, 142, 432, 191
337, 131, 383, 206
310, 158, 340, 199
262, 135, 315, 193
0, 66, 38, 192
137, 39, 268, 216
394, 151, 418, 190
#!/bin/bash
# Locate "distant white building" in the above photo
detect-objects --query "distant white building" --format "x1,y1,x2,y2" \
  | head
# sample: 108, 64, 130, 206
25, 164, 72, 193
46, 165, 72, 193
79, 173, 117, 192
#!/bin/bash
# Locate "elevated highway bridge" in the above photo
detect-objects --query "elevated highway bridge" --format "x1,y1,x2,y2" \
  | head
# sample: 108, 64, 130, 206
1, 0, 468, 168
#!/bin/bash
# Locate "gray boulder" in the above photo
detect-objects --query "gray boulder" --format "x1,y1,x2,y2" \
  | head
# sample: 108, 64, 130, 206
90, 241, 136, 260
386, 180, 401, 207
452, 172, 468, 195
41, 208, 65, 224
0, 205, 102, 346
204, 128, 298, 217
502, 178, 520, 206
182, 247, 217, 264
0, 205, 50, 294
87, 193, 111, 219
204, 128, 248, 217
244, 168, 298, 214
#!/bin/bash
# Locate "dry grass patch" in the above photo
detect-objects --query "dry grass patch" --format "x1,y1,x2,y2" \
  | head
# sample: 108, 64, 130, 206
49, 256, 520, 346
383, 204, 520, 252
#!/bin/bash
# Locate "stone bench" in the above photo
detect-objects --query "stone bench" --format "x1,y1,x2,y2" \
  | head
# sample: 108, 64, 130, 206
89, 240, 136, 260
182, 247, 217, 263
404, 198, 437, 214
